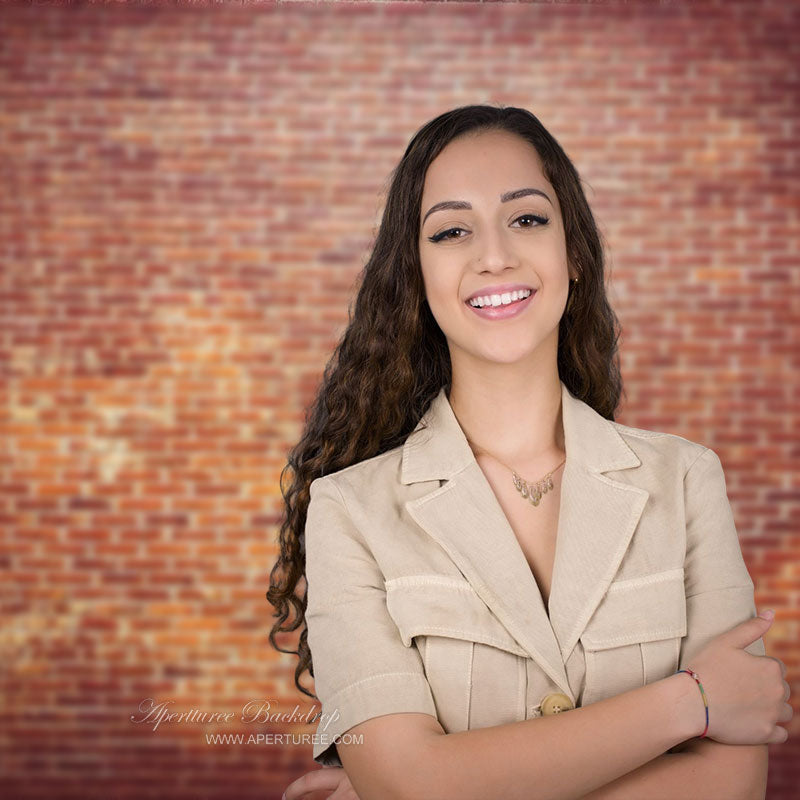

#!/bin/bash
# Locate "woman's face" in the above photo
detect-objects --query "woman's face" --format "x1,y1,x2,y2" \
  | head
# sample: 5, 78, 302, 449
418, 129, 574, 371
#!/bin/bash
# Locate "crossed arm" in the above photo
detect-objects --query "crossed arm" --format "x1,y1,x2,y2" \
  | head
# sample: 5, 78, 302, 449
326, 670, 772, 800
286, 733, 768, 800
300, 450, 773, 800
578, 738, 768, 800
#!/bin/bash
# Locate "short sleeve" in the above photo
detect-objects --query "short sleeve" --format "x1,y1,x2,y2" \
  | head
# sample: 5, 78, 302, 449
304, 476, 437, 767
678, 447, 765, 670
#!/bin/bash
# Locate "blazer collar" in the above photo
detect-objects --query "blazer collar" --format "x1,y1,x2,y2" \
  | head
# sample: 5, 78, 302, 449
402, 380, 639, 483
400, 380, 649, 700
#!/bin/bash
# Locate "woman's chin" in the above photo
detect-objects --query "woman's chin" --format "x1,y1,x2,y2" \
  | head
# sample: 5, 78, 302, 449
460, 346, 545, 368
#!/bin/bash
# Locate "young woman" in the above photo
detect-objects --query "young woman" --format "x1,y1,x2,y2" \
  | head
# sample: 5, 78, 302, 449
269, 105, 792, 800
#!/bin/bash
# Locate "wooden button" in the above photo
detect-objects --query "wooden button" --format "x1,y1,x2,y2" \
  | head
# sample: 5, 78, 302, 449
541, 692, 574, 715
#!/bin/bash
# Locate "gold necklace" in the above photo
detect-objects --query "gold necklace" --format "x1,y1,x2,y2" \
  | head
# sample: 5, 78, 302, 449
468, 440, 566, 507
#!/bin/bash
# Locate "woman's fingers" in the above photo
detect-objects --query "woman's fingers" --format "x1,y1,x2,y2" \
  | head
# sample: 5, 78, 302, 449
767, 655, 787, 678
767, 723, 790, 745
326, 779, 361, 800
284, 766, 347, 799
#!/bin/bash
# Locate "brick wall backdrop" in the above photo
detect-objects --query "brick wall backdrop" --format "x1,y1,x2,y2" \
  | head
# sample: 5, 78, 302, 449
1, 1, 797, 798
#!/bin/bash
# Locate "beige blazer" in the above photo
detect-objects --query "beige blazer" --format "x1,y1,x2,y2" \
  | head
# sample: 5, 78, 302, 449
304, 380, 764, 767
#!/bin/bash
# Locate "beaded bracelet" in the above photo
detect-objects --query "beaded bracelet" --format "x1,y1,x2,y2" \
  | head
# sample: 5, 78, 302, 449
675, 667, 709, 738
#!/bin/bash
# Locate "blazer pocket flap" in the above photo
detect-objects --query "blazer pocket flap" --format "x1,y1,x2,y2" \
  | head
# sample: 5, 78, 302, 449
581, 568, 687, 650
385, 576, 527, 657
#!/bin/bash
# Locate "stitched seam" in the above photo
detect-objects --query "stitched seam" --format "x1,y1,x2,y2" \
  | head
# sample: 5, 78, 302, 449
584, 627, 685, 648
584, 648, 596, 705
407, 626, 525, 654
683, 445, 711, 483
331, 671, 428, 696
589, 470, 649, 494
606, 568, 684, 592
465, 641, 474, 726
613, 424, 668, 440
324, 445, 402, 481
685, 583, 753, 600
411, 461, 473, 503
329, 476, 354, 519
385, 575, 473, 591
640, 643, 646, 684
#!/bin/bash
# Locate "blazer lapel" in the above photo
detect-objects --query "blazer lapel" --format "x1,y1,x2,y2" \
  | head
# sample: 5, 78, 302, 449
401, 380, 649, 699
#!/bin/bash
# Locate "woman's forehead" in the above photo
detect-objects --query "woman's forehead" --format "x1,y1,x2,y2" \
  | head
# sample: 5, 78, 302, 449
420, 132, 555, 215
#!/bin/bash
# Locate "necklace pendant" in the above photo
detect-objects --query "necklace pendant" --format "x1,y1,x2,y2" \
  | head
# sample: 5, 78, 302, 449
485, 453, 564, 510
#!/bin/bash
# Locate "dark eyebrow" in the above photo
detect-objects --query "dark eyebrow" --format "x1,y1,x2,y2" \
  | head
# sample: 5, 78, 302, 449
422, 187, 553, 225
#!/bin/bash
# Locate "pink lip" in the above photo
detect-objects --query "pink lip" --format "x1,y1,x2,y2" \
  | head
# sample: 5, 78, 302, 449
466, 289, 536, 320
465, 283, 534, 302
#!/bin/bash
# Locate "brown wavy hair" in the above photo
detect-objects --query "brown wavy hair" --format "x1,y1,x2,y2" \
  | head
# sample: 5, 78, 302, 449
267, 104, 624, 698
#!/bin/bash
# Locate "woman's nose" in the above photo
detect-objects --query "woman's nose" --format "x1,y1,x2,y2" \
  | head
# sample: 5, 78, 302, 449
475, 229, 520, 272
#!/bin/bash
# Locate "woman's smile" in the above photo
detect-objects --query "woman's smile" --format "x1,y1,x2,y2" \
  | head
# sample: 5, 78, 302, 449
466, 288, 537, 320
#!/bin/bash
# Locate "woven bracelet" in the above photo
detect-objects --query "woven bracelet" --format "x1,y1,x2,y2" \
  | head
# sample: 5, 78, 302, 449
675, 667, 709, 739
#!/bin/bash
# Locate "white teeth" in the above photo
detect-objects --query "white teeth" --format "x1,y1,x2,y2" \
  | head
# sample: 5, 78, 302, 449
469, 288, 532, 308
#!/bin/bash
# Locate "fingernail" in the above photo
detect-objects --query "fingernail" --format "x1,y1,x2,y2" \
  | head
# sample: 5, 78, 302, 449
758, 609, 775, 620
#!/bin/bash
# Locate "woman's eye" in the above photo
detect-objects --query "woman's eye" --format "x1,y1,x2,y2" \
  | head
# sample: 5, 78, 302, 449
513, 213, 550, 228
427, 227, 466, 243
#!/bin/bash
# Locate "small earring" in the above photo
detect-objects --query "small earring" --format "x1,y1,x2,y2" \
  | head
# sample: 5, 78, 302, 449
566, 276, 579, 312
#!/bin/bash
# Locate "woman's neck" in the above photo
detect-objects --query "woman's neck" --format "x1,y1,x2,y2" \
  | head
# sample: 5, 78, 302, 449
447, 370, 565, 472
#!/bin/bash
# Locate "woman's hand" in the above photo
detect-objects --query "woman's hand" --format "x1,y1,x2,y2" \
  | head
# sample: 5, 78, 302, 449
283, 765, 361, 800
685, 611, 792, 745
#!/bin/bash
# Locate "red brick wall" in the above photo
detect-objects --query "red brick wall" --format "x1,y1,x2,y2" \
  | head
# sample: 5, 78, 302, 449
1, 1, 797, 798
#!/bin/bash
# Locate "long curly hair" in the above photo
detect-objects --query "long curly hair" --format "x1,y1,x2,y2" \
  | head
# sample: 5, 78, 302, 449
267, 104, 623, 698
